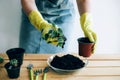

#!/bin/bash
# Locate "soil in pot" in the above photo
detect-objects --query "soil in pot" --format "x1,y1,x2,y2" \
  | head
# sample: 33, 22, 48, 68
4, 62, 21, 79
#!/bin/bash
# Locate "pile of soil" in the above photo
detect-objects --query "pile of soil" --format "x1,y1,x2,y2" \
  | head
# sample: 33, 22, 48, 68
50, 54, 85, 70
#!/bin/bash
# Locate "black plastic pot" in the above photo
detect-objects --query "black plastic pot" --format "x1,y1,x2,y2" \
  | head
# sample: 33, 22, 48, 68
4, 62, 21, 79
6, 48, 25, 65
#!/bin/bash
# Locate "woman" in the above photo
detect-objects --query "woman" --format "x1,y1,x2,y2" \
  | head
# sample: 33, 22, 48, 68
19, 0, 97, 53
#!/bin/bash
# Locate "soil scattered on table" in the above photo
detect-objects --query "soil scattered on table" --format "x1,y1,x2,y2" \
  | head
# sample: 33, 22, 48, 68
50, 54, 85, 70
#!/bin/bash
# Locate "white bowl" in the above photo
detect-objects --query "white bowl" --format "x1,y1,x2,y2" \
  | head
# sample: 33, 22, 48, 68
47, 53, 88, 73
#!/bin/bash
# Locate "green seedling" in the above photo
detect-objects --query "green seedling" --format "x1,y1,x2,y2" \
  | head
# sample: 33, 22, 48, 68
9, 59, 18, 69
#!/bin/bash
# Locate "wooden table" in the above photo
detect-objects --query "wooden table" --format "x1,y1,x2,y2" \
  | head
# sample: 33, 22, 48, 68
0, 53, 120, 80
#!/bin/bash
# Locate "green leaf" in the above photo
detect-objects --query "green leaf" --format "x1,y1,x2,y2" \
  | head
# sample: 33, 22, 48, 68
58, 37, 64, 42
44, 34, 49, 40
57, 42, 64, 48
58, 28, 63, 35
58, 28, 62, 33
51, 31, 58, 38
10, 59, 18, 67
48, 30, 53, 34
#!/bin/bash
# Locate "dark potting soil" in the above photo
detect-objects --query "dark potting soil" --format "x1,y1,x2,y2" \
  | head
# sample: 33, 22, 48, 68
50, 54, 85, 70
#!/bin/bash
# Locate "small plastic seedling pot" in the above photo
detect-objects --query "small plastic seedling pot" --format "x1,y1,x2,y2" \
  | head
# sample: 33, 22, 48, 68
6, 48, 25, 65
4, 62, 21, 79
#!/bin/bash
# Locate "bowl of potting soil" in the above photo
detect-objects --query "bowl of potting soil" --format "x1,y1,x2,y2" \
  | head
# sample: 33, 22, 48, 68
47, 53, 88, 73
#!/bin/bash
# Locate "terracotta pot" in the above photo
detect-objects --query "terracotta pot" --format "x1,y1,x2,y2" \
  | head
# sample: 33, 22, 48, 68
78, 37, 94, 57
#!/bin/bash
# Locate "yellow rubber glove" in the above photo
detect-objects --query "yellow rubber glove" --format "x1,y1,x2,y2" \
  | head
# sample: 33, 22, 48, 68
80, 13, 97, 53
29, 10, 66, 48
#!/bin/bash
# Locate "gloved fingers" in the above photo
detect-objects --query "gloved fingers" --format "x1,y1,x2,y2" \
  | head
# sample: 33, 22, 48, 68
92, 43, 96, 53
46, 36, 66, 48
46, 37, 59, 44
47, 37, 66, 43
46, 36, 65, 43
44, 30, 65, 40
92, 31, 97, 42
46, 38, 58, 46
92, 32, 97, 53
84, 31, 95, 42
49, 41, 58, 46
84, 31, 96, 53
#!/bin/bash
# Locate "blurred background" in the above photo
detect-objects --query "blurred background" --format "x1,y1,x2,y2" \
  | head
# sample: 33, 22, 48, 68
0, 0, 120, 54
